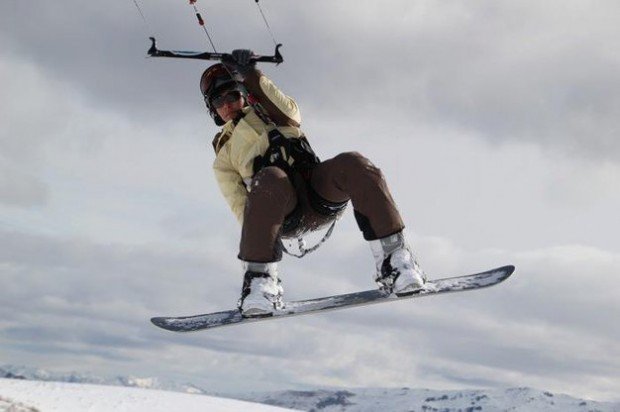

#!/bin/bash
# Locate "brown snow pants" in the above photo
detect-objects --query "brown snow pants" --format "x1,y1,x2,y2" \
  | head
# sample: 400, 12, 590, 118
239, 151, 405, 262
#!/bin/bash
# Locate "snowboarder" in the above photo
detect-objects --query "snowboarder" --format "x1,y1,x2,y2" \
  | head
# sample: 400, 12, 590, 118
201, 50, 426, 317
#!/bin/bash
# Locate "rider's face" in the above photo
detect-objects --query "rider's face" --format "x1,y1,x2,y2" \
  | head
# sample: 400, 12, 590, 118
213, 91, 245, 123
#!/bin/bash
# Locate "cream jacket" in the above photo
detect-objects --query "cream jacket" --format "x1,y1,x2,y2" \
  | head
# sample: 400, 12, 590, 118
212, 71, 304, 224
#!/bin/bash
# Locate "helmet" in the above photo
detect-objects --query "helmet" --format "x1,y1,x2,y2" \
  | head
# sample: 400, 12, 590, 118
200, 63, 247, 126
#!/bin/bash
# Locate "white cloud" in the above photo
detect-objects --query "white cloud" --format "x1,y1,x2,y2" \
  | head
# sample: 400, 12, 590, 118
2, 226, 619, 400
0, 161, 48, 207
1, 0, 619, 404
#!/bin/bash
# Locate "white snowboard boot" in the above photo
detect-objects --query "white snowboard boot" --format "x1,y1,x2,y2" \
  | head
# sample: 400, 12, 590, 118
369, 231, 426, 296
238, 262, 284, 317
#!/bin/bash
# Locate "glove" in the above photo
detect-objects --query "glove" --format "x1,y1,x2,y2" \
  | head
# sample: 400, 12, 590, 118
223, 49, 257, 77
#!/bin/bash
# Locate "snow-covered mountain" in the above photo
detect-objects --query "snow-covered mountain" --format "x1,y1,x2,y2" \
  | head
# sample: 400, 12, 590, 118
2, 365, 618, 412
237, 388, 620, 412
0, 365, 209, 395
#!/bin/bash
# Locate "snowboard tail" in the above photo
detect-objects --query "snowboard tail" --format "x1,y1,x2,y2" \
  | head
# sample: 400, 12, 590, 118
151, 265, 515, 332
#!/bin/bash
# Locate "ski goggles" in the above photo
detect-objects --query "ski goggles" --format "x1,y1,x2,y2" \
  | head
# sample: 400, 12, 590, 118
210, 90, 244, 109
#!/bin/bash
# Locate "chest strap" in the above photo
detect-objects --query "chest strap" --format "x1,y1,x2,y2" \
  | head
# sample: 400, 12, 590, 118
252, 129, 320, 176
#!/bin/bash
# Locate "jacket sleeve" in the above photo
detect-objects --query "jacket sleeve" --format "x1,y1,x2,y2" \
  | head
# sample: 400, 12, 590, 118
243, 70, 302, 127
213, 144, 248, 225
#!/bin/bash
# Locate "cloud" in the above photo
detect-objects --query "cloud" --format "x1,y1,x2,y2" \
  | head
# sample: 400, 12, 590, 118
0, 162, 48, 207
298, 1, 620, 162
1, 226, 619, 400
1, 0, 619, 403
3, 1, 620, 162
0, 55, 100, 208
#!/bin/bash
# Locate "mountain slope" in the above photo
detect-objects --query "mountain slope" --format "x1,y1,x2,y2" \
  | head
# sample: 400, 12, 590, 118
236, 387, 620, 412
0, 365, 208, 394
2, 365, 618, 412
0, 378, 296, 412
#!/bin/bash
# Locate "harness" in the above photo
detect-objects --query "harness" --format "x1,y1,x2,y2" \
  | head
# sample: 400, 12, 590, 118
253, 129, 319, 178
249, 105, 345, 258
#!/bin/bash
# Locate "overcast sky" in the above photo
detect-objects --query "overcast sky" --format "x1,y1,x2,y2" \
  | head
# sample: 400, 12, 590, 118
1, 0, 619, 403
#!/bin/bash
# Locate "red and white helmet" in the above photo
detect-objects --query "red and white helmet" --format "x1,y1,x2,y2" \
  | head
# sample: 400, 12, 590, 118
200, 63, 247, 125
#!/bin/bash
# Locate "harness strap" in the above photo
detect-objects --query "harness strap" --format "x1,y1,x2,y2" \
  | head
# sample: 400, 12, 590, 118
249, 103, 332, 258
282, 220, 337, 258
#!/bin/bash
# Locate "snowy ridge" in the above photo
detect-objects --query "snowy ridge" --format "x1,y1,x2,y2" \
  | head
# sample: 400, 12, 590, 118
0, 365, 208, 394
2, 365, 619, 411
0, 379, 295, 412
236, 388, 620, 412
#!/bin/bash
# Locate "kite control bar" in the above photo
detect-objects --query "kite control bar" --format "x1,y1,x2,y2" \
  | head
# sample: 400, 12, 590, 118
147, 37, 283, 65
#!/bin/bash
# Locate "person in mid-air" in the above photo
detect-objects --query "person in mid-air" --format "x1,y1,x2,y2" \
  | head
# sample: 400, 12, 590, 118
201, 50, 426, 317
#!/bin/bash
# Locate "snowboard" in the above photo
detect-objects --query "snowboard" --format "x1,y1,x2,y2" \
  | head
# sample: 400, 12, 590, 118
151, 265, 515, 332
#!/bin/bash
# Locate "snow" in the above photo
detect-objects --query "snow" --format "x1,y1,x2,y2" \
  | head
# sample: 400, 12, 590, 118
0, 378, 297, 412
239, 387, 620, 412
2, 366, 619, 412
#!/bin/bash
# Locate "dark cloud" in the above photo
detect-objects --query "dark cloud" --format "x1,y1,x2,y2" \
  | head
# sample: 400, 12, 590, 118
3, 1, 619, 162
